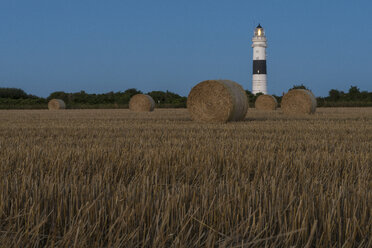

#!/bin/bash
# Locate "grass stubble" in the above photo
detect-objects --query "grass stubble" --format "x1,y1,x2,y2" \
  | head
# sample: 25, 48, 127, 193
0, 108, 371, 247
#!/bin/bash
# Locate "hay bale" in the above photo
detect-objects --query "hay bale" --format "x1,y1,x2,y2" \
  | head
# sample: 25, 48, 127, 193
48, 99, 66, 110
281, 89, 317, 114
255, 94, 278, 110
187, 79, 248, 123
129, 94, 155, 112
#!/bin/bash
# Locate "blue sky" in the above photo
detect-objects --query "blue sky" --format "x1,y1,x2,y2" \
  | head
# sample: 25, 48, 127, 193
0, 0, 371, 97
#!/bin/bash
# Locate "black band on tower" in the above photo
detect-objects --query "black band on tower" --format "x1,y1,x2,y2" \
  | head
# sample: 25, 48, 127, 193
253, 60, 267, 74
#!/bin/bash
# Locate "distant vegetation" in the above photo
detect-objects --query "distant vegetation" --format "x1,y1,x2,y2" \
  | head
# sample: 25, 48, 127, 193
247, 84, 372, 107
48, 88, 187, 109
0, 85, 372, 109
0, 88, 47, 109
0, 87, 187, 109
317, 86, 372, 107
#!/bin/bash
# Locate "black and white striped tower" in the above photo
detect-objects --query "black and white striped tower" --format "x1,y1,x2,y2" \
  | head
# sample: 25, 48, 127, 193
252, 24, 267, 94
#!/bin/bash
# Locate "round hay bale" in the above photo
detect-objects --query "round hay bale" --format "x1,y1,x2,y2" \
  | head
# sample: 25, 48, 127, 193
48, 99, 66, 110
129, 94, 155, 112
255, 94, 278, 110
281, 89, 317, 114
187, 79, 248, 123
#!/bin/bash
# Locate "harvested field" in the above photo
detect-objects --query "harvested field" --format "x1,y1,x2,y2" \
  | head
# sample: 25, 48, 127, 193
0, 108, 371, 247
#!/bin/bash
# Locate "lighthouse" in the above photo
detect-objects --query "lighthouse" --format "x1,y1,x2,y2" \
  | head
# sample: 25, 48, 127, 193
252, 24, 267, 94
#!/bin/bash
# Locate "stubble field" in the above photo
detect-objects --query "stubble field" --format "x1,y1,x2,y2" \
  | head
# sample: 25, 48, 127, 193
0, 108, 371, 247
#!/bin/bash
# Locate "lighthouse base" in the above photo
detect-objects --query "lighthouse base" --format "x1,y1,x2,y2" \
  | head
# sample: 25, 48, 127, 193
252, 74, 267, 95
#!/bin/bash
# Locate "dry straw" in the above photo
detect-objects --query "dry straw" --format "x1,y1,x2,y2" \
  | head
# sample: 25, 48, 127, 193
187, 79, 249, 123
48, 99, 66, 110
255, 94, 278, 110
281, 89, 317, 114
129, 94, 155, 112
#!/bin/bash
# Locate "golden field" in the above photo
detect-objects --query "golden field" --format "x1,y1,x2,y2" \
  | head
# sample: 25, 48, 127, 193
0, 108, 371, 247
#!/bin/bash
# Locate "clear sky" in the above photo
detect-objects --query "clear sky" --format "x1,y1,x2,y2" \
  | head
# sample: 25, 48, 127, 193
0, 0, 371, 97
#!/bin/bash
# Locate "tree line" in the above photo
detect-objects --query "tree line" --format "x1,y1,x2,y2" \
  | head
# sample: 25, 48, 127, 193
0, 85, 371, 109
246, 85, 372, 107
0, 87, 187, 109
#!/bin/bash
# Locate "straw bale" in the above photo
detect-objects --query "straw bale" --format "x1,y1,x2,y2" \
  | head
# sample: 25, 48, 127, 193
48, 99, 66, 110
255, 94, 278, 110
187, 80, 248, 123
281, 89, 317, 114
129, 94, 155, 112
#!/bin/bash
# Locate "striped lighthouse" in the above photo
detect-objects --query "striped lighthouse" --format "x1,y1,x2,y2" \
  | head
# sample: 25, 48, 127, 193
252, 24, 267, 94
